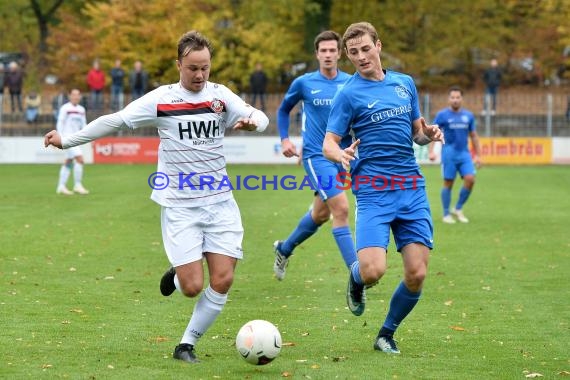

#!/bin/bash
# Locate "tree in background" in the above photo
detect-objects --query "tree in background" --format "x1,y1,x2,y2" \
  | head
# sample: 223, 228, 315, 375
1, 0, 569, 93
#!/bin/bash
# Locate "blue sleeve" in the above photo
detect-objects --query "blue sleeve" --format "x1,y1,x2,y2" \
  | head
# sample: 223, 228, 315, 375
277, 77, 303, 140
433, 110, 443, 125
469, 112, 477, 132
326, 90, 352, 138
409, 77, 421, 121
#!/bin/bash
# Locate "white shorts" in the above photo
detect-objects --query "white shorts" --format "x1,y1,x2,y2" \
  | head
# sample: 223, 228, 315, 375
161, 198, 244, 267
64, 146, 83, 159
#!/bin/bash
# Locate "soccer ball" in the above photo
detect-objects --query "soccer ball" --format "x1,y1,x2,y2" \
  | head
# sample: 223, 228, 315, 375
235, 319, 282, 365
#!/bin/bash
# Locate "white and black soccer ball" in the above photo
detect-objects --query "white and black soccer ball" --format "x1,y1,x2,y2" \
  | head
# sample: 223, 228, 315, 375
235, 319, 282, 365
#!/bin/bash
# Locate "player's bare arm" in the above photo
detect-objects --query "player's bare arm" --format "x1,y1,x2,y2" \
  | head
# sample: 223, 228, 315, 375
232, 110, 269, 132
44, 130, 63, 149
323, 132, 360, 170
412, 117, 445, 145
281, 138, 299, 158
470, 131, 482, 168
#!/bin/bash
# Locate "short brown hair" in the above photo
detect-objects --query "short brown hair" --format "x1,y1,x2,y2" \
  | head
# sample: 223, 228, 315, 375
342, 22, 379, 50
449, 85, 463, 95
178, 31, 213, 61
314, 30, 342, 52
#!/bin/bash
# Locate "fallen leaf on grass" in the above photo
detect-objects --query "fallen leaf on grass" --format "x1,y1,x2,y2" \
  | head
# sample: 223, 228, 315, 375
450, 326, 465, 331
444, 300, 453, 306
281, 371, 292, 377
558, 371, 570, 376
524, 373, 543, 378
282, 342, 296, 346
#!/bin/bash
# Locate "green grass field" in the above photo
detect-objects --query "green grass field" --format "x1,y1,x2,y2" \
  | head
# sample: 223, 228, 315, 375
1, 163, 569, 379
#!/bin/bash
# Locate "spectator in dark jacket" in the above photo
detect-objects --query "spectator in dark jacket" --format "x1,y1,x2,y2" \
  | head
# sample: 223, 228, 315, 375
249, 62, 268, 111
129, 60, 149, 101
5, 61, 24, 113
483, 59, 502, 115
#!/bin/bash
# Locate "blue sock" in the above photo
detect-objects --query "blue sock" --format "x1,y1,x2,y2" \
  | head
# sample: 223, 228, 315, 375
280, 211, 320, 256
455, 187, 471, 210
441, 187, 452, 216
332, 226, 357, 269
382, 282, 421, 333
350, 261, 363, 285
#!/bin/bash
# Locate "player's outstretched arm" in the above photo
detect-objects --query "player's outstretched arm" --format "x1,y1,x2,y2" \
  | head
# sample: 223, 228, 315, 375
45, 113, 127, 150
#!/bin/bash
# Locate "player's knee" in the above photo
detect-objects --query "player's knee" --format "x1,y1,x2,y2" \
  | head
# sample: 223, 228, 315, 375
330, 204, 349, 222
179, 278, 203, 298
361, 261, 386, 283
209, 272, 234, 294
405, 268, 427, 291
312, 208, 330, 225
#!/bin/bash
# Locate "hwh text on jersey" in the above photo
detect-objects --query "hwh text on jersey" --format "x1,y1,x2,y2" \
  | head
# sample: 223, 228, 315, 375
178, 120, 221, 140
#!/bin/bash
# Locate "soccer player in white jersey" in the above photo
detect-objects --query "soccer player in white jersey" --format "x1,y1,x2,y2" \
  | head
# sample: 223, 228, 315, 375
44, 31, 269, 363
273, 30, 356, 281
55, 88, 89, 195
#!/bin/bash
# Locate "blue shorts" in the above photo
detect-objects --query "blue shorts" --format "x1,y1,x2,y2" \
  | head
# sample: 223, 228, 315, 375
355, 188, 433, 252
303, 156, 346, 201
441, 149, 475, 181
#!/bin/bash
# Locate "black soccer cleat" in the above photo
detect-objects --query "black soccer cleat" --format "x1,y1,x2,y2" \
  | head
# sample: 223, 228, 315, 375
346, 271, 365, 316
160, 267, 176, 296
173, 343, 200, 363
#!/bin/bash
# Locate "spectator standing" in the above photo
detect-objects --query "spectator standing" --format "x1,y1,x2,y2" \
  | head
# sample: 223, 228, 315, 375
5, 61, 24, 113
110, 59, 125, 111
249, 62, 268, 111
25, 91, 42, 123
129, 60, 149, 101
482, 58, 501, 115
87, 59, 105, 111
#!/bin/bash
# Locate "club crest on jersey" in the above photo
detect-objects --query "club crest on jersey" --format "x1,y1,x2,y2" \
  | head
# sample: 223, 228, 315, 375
210, 99, 224, 114
395, 86, 409, 99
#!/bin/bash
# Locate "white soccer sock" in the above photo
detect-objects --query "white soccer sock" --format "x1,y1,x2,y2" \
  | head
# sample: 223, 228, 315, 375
181, 286, 227, 346
174, 274, 181, 292
58, 165, 71, 188
73, 163, 83, 186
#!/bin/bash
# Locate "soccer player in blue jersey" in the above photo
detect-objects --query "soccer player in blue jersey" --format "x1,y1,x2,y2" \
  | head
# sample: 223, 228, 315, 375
429, 86, 481, 223
323, 22, 444, 354
273, 30, 357, 280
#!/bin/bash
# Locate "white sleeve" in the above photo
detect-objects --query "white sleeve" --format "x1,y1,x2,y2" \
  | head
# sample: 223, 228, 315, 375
250, 109, 269, 133
218, 84, 269, 133
62, 112, 127, 148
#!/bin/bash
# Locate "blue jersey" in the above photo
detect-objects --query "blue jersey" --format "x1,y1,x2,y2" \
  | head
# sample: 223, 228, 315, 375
327, 70, 424, 195
277, 70, 352, 159
433, 108, 476, 153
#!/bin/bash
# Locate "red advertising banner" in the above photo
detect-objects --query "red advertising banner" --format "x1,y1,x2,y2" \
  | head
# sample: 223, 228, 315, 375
93, 137, 160, 164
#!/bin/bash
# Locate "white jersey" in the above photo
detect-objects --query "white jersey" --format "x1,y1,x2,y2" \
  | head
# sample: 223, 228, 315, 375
56, 102, 87, 136
119, 81, 257, 208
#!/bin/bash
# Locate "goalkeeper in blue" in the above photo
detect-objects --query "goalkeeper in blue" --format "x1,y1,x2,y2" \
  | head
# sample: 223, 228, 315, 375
272, 30, 357, 280
429, 86, 482, 224
323, 22, 444, 354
